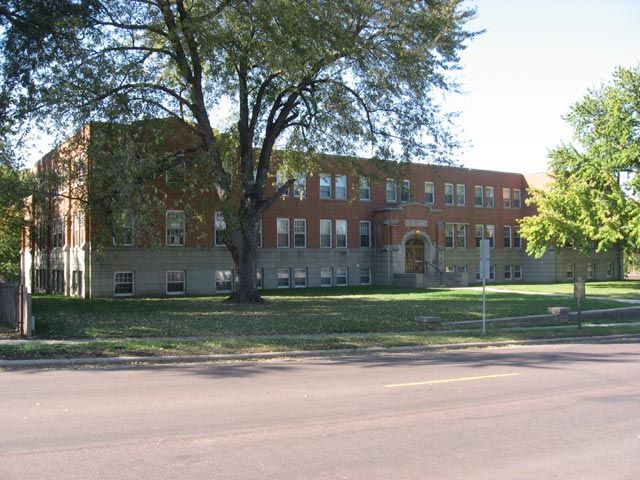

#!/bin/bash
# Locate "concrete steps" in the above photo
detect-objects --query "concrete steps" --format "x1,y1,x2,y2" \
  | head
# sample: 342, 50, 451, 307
393, 273, 469, 288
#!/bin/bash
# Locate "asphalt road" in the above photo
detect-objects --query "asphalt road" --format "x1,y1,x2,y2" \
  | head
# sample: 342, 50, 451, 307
1, 340, 640, 480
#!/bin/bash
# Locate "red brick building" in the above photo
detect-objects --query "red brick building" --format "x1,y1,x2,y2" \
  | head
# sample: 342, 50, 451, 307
21, 123, 622, 297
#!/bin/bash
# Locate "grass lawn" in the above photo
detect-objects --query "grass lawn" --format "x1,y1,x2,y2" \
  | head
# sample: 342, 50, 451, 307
28, 286, 625, 339
493, 280, 640, 300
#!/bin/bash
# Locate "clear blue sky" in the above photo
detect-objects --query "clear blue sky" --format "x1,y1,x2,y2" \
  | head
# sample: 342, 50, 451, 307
452, 0, 640, 173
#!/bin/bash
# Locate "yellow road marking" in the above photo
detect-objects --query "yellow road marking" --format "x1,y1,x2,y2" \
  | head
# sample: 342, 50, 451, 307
385, 373, 519, 388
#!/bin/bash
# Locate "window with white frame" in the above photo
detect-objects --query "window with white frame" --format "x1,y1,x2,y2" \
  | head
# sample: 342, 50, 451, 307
587, 263, 594, 279
456, 184, 466, 206
400, 180, 411, 203
474, 186, 483, 207
607, 262, 614, 278
320, 267, 332, 287
215, 270, 233, 293
336, 220, 347, 248
504, 264, 512, 280
294, 268, 307, 288
294, 218, 306, 248
359, 177, 371, 201
445, 265, 456, 273
455, 224, 467, 248
114, 271, 134, 296
113, 211, 133, 246
166, 210, 185, 246
565, 263, 575, 280
386, 179, 397, 203
256, 268, 263, 289
445, 224, 454, 248
424, 181, 435, 204
475, 224, 484, 248
513, 227, 521, 248
489, 265, 496, 280
486, 224, 495, 248
336, 267, 348, 286
457, 265, 468, 273
166, 270, 185, 295
166, 159, 186, 186
514, 265, 522, 279
444, 183, 454, 205
320, 219, 332, 248
52, 217, 64, 248
275, 171, 290, 196
277, 218, 290, 248
360, 267, 371, 285
485, 186, 495, 207
277, 268, 290, 288
215, 211, 226, 246
504, 225, 512, 248
335, 175, 347, 200
293, 173, 307, 198
503, 187, 511, 208
319, 174, 332, 199
513, 189, 522, 209
446, 224, 467, 248
359, 221, 371, 248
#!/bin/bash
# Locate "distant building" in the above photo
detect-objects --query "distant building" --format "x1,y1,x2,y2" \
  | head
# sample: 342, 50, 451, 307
21, 121, 622, 297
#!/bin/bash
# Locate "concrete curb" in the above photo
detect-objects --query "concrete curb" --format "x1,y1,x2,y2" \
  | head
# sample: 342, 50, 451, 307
1, 333, 639, 369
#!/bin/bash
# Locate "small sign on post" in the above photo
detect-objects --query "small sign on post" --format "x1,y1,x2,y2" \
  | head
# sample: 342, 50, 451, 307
479, 239, 490, 335
574, 277, 585, 328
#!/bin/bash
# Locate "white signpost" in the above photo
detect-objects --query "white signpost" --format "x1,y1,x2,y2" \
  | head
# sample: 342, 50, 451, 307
479, 239, 491, 335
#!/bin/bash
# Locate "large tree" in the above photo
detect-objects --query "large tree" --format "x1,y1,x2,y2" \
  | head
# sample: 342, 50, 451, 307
2, 0, 476, 301
520, 66, 640, 263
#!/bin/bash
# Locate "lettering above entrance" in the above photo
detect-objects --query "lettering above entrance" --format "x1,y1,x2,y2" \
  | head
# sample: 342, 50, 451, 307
405, 219, 428, 228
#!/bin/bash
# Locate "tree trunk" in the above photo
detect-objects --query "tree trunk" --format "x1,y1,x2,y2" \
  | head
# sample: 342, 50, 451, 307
225, 214, 263, 303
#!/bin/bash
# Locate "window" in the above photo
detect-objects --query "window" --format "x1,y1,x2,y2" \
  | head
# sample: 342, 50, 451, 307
336, 267, 348, 286
456, 184, 466, 206
485, 186, 495, 207
359, 177, 371, 201
166, 271, 185, 295
336, 220, 347, 248
293, 174, 307, 198
504, 226, 512, 248
386, 179, 397, 203
257, 219, 263, 248
215, 270, 233, 293
457, 265, 468, 273
475, 224, 484, 248
513, 227, 521, 248
514, 265, 522, 279
320, 219, 332, 248
401, 180, 411, 203
215, 211, 226, 246
294, 268, 307, 288
360, 267, 372, 285
335, 175, 347, 200
513, 189, 522, 209
607, 262, 614, 278
113, 211, 133, 246
565, 263, 575, 280
52, 217, 64, 248
166, 210, 185, 246
277, 218, 290, 248
444, 183, 454, 205
445, 265, 456, 273
587, 263, 594, 279
474, 186, 483, 207
359, 221, 371, 248
320, 174, 332, 199
424, 181, 435, 204
321, 267, 333, 287
489, 265, 496, 281
166, 160, 186, 186
276, 171, 290, 196
503, 187, 511, 208
455, 224, 467, 248
73, 213, 85, 247
445, 224, 454, 248
486, 225, 495, 248
277, 268, 290, 288
114, 271, 134, 297
504, 264, 512, 280
294, 219, 306, 248
256, 268, 263, 289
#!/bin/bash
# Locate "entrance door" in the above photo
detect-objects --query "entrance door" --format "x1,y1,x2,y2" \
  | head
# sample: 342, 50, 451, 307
405, 238, 425, 273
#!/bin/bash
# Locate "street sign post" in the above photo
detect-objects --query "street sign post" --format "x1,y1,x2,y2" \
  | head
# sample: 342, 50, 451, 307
479, 239, 490, 335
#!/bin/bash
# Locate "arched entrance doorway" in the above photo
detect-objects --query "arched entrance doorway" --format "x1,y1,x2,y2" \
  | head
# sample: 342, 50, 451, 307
405, 238, 425, 273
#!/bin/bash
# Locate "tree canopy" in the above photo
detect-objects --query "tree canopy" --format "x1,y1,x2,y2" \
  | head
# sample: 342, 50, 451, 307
520, 66, 640, 259
2, 0, 477, 300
